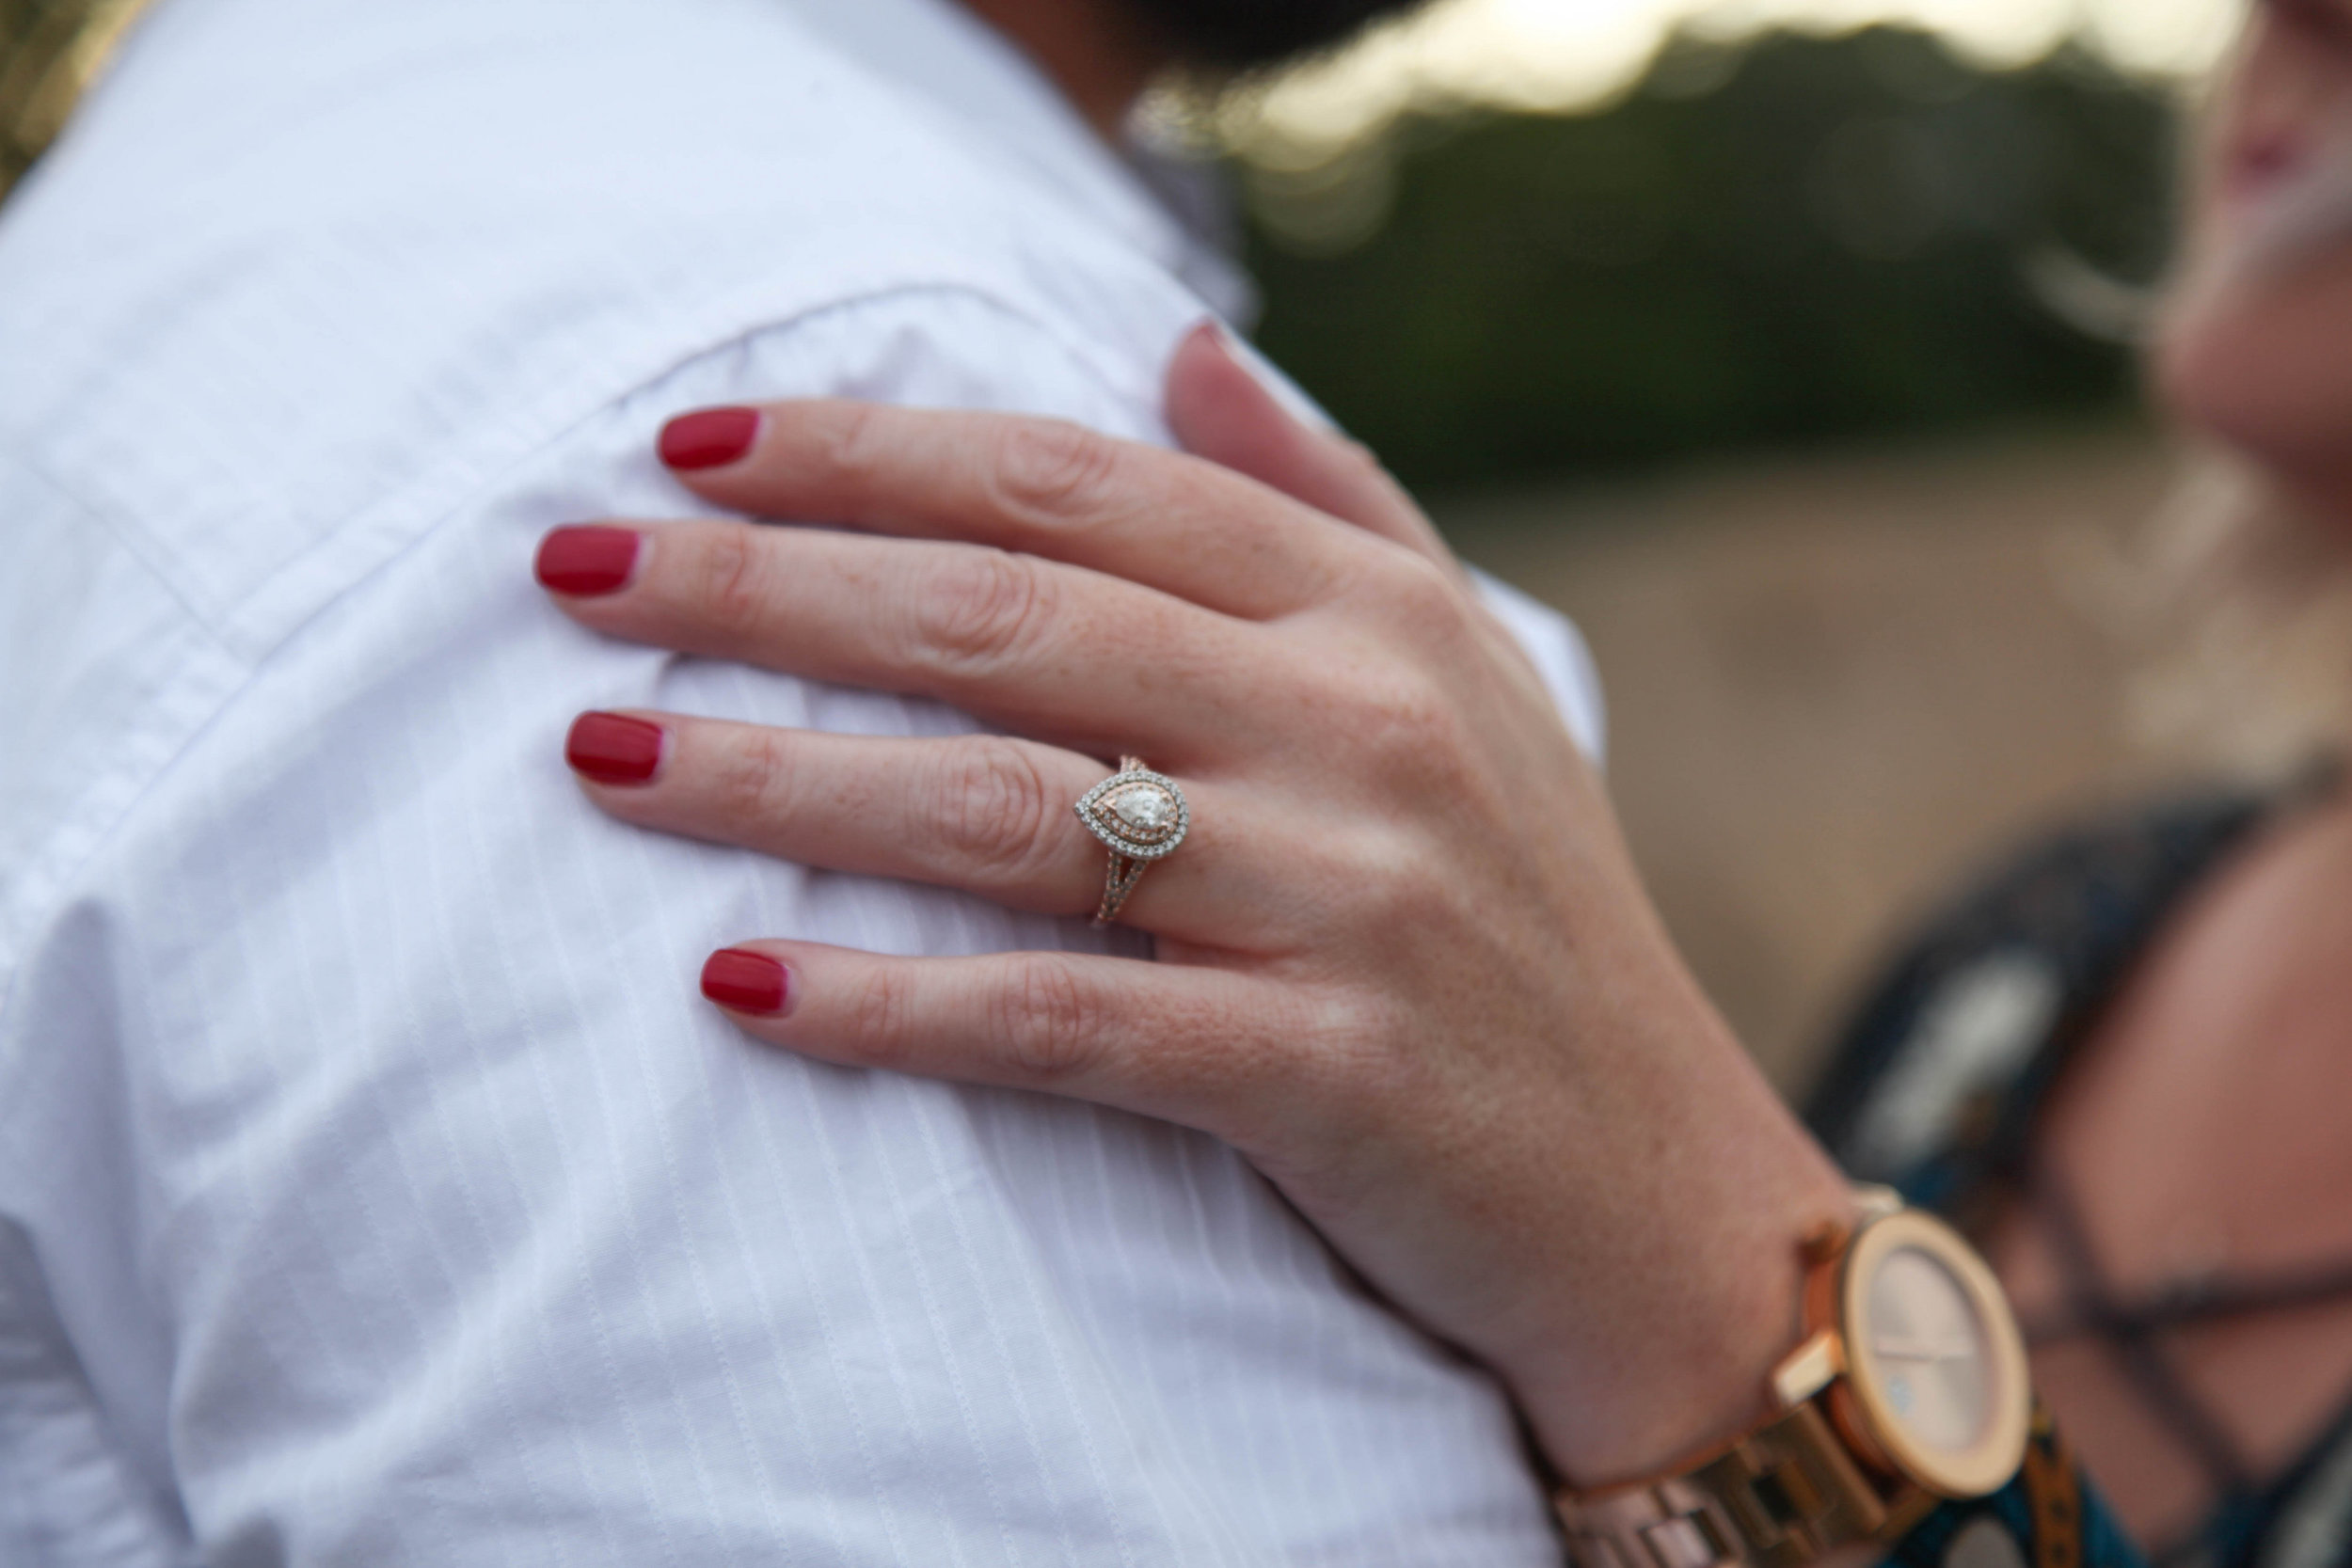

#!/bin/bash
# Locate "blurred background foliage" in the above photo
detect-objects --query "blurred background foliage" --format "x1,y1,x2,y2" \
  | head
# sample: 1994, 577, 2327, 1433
8, 14, 2185, 477
1229, 25, 2182, 491
0, 0, 139, 197
4, 8, 2181, 499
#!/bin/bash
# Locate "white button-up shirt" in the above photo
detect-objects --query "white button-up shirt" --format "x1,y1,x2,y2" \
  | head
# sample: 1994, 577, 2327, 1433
0, 0, 1602, 1560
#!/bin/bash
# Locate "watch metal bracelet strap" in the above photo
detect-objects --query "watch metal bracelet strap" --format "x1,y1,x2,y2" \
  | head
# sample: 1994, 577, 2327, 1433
1557, 1402, 1934, 1568
1556, 1190, 2033, 1568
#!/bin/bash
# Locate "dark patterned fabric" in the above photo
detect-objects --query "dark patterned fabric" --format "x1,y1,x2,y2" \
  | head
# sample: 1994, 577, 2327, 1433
1806, 786, 2277, 1231
1884, 1406, 2143, 1568
1812, 773, 2352, 1568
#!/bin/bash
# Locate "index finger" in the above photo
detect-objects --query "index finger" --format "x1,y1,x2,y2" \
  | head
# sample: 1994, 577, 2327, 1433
1162, 322, 1456, 571
655, 399, 1366, 620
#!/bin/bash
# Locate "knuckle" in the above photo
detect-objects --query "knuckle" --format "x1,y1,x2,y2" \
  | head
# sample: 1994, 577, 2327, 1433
1308, 657, 1483, 809
990, 419, 1122, 522
993, 956, 1104, 1081
909, 548, 1053, 675
1375, 549, 1470, 640
1365, 858, 1443, 942
937, 740, 1057, 882
1350, 667, 1461, 764
711, 726, 796, 825
809, 400, 890, 491
1295, 988, 1398, 1087
841, 964, 916, 1071
1336, 821, 1437, 927
693, 525, 773, 639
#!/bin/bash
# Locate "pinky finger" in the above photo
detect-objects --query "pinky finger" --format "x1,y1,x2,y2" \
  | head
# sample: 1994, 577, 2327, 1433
697, 941, 1314, 1142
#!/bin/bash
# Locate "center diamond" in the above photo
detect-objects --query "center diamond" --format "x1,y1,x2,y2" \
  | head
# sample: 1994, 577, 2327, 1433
1114, 788, 1171, 832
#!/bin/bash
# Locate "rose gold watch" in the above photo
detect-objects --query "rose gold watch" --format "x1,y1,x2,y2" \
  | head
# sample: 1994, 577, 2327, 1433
1553, 1188, 2032, 1568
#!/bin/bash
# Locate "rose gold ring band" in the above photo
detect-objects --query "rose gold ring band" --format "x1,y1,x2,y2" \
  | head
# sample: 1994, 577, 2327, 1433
1072, 755, 1190, 927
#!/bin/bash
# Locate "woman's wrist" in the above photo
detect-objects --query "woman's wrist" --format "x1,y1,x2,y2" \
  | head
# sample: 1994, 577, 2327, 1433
1495, 992, 1859, 1488
1516, 1180, 1855, 1488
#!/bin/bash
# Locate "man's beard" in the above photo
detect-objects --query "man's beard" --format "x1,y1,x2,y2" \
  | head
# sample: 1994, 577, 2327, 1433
1120, 0, 1429, 71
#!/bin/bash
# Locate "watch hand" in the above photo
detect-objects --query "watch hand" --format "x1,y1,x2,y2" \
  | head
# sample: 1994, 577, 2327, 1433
1871, 1335, 1974, 1363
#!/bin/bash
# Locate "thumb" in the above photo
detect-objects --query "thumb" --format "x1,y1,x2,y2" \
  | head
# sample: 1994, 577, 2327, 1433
1165, 320, 1453, 566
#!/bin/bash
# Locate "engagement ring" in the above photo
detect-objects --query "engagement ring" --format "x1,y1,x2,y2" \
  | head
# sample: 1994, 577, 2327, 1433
1073, 756, 1188, 925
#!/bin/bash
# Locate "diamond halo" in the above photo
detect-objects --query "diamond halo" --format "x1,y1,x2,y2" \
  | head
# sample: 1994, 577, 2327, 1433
1074, 763, 1189, 862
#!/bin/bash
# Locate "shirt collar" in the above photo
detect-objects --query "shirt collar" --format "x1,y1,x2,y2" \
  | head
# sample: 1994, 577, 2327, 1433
774, 0, 1251, 323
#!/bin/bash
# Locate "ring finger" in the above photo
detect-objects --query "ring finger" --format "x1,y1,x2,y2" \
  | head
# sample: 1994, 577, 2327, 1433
562, 710, 1285, 945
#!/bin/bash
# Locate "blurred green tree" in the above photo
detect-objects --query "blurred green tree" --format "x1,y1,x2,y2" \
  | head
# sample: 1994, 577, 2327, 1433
3, 9, 2178, 497
1241, 27, 2182, 490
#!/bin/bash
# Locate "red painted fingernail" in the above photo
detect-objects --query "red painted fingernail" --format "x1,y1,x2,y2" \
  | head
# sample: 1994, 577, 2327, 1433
1184, 316, 1232, 358
564, 711, 664, 784
534, 526, 642, 595
659, 407, 760, 470
702, 948, 789, 1015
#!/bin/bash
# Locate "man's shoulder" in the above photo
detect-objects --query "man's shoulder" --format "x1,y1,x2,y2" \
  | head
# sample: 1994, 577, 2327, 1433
0, 0, 1223, 963
0, 0, 1210, 644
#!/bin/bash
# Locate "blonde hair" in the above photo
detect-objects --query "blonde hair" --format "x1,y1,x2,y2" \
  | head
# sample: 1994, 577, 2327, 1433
2121, 451, 2352, 773
2119, 55, 2352, 776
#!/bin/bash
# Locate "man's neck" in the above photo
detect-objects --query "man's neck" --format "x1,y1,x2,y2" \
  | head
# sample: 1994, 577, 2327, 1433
958, 0, 1169, 142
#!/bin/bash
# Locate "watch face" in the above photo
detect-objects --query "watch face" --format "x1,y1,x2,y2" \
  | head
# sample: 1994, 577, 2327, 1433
1861, 1244, 1993, 1452
1840, 1210, 2031, 1497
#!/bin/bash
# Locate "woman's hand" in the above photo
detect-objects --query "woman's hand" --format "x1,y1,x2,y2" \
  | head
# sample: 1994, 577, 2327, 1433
534, 325, 1854, 1486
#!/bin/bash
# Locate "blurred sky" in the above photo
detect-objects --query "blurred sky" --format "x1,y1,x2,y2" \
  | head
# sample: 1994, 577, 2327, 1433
1212, 0, 2244, 159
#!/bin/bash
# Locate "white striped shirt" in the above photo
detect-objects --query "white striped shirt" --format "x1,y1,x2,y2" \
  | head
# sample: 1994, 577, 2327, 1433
0, 0, 1601, 1560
